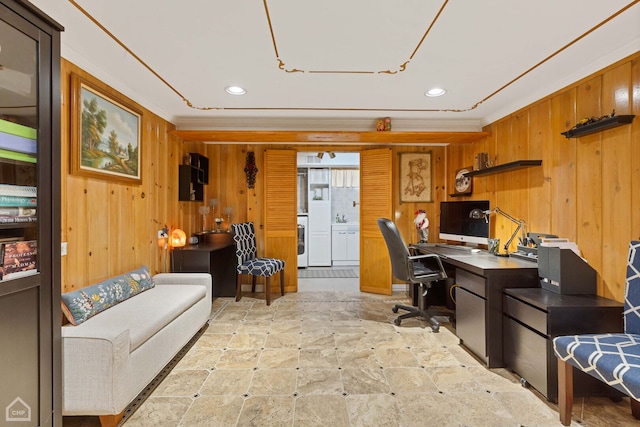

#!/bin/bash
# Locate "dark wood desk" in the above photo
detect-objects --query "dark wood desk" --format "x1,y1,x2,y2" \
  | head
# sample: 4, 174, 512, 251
414, 244, 539, 368
171, 232, 236, 297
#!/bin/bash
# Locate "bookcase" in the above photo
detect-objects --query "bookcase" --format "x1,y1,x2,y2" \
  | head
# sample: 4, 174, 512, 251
0, 1, 62, 425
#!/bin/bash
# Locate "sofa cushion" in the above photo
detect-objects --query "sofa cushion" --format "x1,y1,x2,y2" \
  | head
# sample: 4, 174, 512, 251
64, 284, 207, 352
61, 266, 155, 325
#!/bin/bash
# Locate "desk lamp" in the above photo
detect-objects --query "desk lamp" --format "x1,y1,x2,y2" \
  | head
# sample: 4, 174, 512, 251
469, 207, 526, 256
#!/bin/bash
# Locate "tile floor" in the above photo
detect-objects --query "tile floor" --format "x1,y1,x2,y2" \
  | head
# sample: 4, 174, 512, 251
64, 285, 638, 426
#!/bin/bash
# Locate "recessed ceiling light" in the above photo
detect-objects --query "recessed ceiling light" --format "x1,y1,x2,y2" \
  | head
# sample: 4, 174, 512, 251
425, 88, 446, 97
225, 86, 246, 95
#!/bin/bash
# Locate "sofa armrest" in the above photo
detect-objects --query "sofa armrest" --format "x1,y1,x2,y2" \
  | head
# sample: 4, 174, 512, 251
153, 272, 212, 301
61, 325, 131, 414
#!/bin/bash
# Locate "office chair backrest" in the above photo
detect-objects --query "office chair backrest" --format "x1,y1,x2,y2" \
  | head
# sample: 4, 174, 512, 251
377, 218, 412, 282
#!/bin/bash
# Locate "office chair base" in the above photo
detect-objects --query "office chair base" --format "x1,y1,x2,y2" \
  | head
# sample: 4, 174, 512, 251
392, 304, 440, 332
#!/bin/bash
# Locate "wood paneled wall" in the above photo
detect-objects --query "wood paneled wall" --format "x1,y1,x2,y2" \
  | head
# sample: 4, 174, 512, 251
61, 51, 639, 303
448, 51, 640, 302
60, 60, 209, 292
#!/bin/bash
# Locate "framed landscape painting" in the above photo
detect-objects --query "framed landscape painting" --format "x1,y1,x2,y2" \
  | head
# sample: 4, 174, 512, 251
70, 73, 142, 184
399, 152, 432, 203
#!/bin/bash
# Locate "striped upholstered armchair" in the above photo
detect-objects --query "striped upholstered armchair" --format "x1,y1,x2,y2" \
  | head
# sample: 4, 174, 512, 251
553, 241, 640, 425
232, 222, 285, 306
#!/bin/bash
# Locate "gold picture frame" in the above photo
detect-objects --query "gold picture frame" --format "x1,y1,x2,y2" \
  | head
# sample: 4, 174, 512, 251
399, 152, 432, 203
70, 73, 142, 184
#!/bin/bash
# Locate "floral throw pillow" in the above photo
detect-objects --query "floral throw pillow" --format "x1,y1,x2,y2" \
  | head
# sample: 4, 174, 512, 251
61, 266, 155, 325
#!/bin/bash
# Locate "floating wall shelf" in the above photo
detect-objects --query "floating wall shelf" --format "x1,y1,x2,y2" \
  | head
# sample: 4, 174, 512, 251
464, 160, 542, 177
561, 115, 634, 138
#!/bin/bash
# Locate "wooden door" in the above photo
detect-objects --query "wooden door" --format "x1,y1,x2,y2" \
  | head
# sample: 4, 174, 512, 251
264, 149, 298, 291
359, 148, 393, 294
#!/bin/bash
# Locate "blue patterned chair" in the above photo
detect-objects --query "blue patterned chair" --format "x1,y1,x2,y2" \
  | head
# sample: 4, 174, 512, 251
553, 241, 640, 425
232, 222, 285, 306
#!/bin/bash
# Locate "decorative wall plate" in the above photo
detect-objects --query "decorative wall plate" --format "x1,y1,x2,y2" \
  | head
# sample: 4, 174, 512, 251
454, 167, 473, 195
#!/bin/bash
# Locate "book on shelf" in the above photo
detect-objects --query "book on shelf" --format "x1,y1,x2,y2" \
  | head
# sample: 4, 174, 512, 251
0, 216, 37, 224
0, 119, 37, 155
0, 207, 36, 217
0, 184, 37, 197
0, 240, 37, 280
0, 195, 37, 207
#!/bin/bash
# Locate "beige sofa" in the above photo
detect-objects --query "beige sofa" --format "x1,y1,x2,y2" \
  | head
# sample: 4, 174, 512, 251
61, 271, 211, 426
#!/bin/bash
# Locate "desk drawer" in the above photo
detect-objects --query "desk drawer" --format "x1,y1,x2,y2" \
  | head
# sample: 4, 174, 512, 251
455, 268, 486, 298
504, 294, 547, 335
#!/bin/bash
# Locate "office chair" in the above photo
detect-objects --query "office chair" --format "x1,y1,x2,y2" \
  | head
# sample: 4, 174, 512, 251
377, 218, 449, 332
232, 222, 285, 306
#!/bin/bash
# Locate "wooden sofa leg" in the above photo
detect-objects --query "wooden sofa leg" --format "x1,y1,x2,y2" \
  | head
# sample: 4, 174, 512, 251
99, 411, 124, 427
235, 274, 242, 302
557, 358, 574, 426
631, 398, 640, 419
265, 276, 271, 306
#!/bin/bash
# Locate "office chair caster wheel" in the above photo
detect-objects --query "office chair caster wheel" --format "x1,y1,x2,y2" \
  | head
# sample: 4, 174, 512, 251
431, 325, 439, 333
392, 306, 399, 313
394, 318, 401, 326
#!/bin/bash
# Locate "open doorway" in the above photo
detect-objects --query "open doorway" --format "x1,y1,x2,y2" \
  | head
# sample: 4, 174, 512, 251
297, 152, 360, 291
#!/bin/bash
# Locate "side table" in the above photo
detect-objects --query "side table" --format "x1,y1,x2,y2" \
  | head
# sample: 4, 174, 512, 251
503, 288, 623, 402
171, 232, 236, 297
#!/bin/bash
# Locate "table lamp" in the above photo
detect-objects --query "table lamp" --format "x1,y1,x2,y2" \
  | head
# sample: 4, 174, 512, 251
169, 228, 187, 248
469, 207, 526, 256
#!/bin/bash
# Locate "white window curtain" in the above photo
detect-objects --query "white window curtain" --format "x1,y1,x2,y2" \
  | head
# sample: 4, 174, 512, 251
331, 169, 359, 188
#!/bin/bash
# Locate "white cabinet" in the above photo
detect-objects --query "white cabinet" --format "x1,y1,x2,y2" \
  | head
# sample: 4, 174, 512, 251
332, 225, 360, 266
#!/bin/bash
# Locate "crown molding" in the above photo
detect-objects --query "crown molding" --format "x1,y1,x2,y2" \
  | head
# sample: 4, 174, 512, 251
173, 116, 484, 132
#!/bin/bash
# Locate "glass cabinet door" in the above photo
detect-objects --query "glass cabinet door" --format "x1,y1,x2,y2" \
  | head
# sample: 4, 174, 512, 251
0, 17, 38, 281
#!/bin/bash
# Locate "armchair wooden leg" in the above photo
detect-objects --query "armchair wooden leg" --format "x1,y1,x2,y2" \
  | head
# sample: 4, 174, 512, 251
251, 276, 257, 293
631, 398, 640, 419
265, 276, 271, 306
557, 358, 574, 426
235, 274, 242, 302
280, 270, 285, 296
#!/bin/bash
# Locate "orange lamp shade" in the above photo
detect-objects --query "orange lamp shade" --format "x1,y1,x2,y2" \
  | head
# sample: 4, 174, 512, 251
169, 229, 187, 248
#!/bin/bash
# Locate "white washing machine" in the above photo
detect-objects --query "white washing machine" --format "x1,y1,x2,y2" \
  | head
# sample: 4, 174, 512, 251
297, 215, 308, 268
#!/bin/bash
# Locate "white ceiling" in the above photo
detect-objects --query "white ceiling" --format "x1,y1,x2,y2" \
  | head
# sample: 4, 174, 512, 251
23, 0, 640, 131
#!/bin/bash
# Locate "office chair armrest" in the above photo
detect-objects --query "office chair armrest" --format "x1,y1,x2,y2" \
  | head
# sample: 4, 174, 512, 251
407, 253, 448, 280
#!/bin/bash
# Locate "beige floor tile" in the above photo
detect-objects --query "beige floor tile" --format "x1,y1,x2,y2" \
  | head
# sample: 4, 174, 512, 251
152, 370, 210, 397
191, 333, 233, 350
299, 348, 339, 368
227, 333, 266, 349
173, 348, 222, 371
257, 348, 299, 369
296, 368, 343, 396
375, 347, 420, 368
264, 332, 300, 349
384, 367, 438, 394
341, 367, 391, 395
249, 369, 297, 396
179, 395, 244, 426
216, 349, 260, 369
121, 397, 191, 427
299, 332, 335, 348
345, 394, 403, 427
236, 396, 295, 427
199, 368, 253, 395
427, 365, 486, 393
294, 395, 350, 427
337, 348, 380, 368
